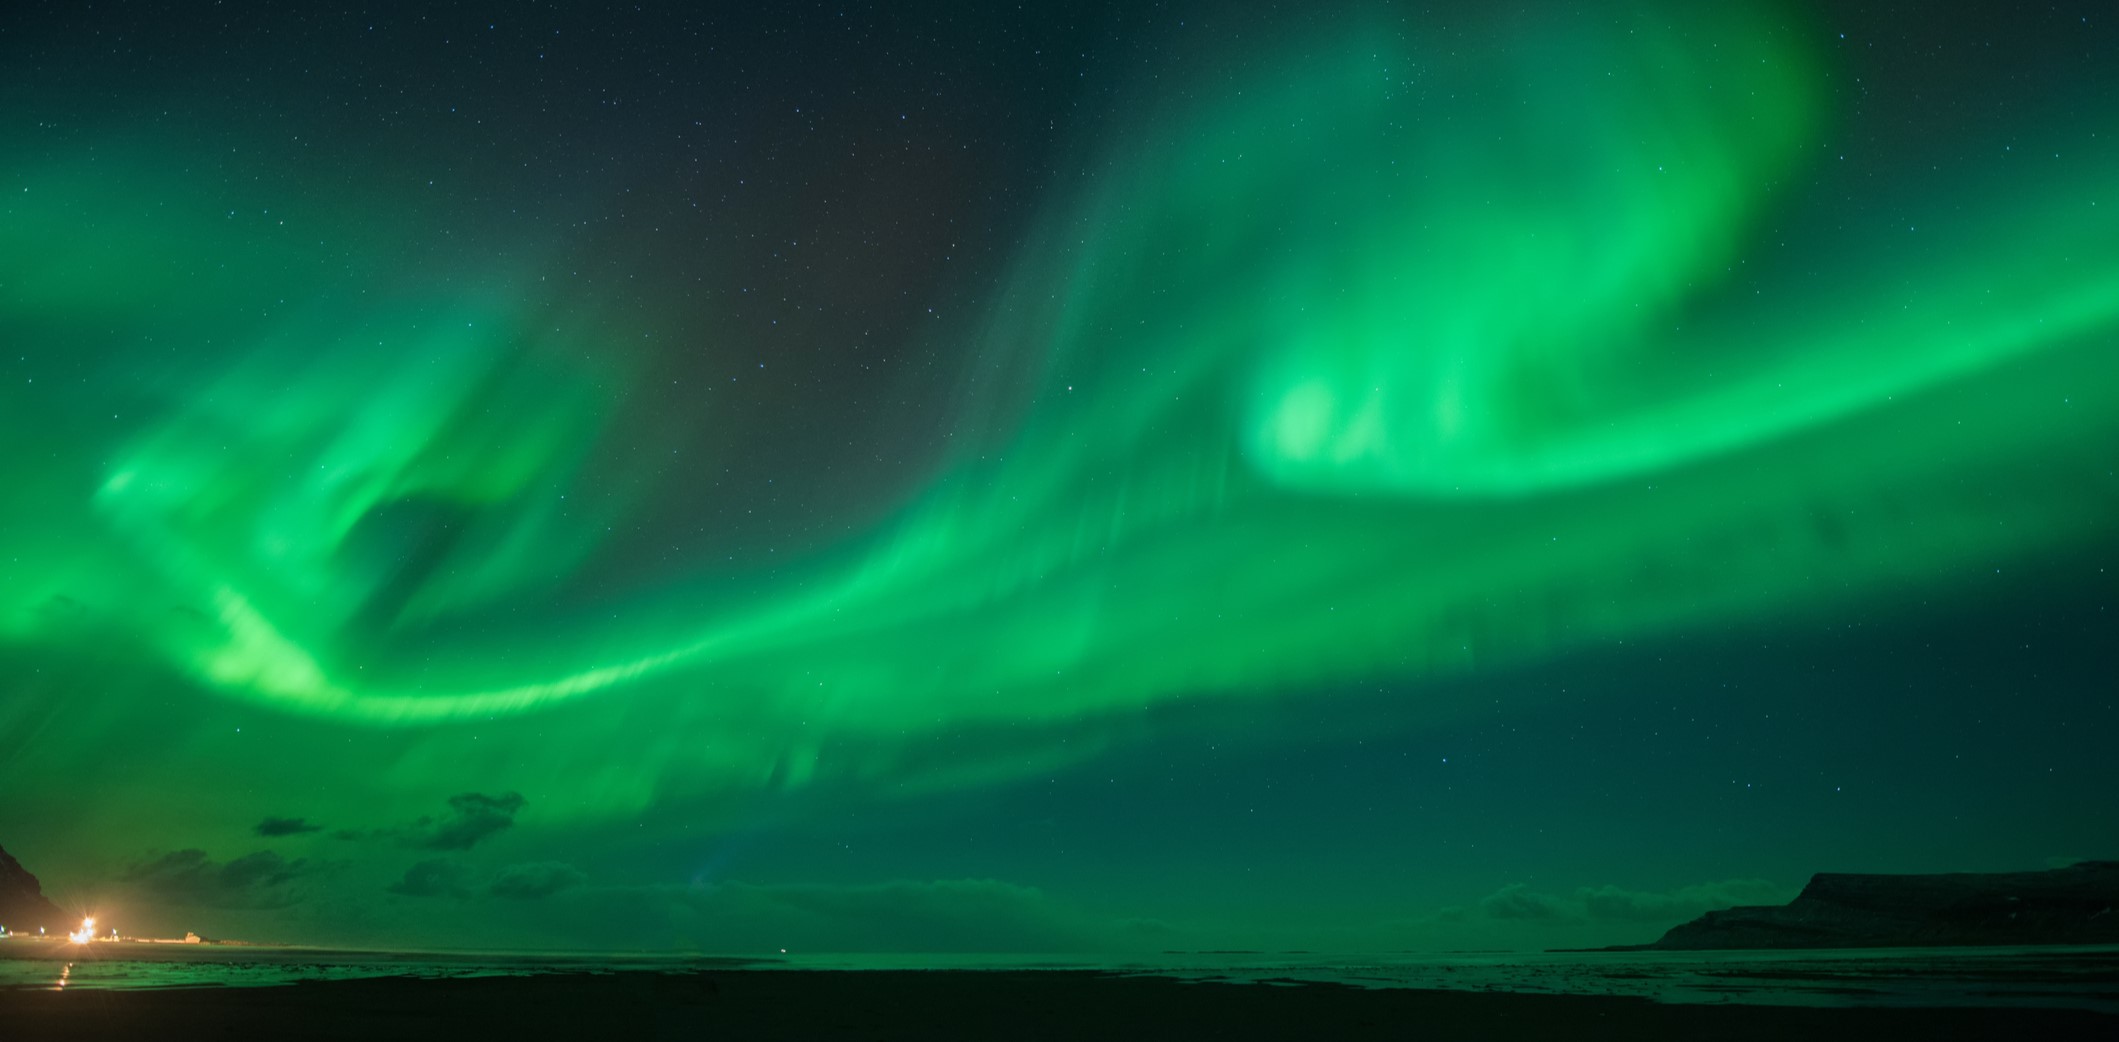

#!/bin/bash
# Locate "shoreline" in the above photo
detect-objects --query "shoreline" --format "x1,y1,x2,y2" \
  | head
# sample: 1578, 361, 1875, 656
3, 969, 2114, 1041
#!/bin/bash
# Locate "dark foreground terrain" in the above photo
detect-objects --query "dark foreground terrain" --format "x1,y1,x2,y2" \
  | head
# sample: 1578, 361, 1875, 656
3, 970, 2113, 1040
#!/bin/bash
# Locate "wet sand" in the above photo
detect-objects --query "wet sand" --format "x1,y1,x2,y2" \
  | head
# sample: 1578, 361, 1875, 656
2, 970, 2114, 1040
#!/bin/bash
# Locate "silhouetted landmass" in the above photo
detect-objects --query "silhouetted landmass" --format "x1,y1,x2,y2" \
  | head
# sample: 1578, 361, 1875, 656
1624, 862, 2119, 950
0, 843, 64, 933
0, 971, 2113, 1041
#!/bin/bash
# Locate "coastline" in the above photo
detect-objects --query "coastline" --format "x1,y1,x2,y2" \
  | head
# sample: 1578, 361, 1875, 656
3, 969, 2114, 1040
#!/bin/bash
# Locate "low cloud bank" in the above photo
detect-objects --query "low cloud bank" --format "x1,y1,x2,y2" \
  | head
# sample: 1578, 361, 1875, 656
121, 849, 318, 909
1459, 878, 1793, 924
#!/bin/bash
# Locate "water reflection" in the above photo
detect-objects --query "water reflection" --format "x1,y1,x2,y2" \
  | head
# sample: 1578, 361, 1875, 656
3, 945, 2115, 1011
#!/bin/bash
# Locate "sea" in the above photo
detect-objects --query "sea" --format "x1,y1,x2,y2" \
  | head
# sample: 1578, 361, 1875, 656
1, 940, 2113, 1012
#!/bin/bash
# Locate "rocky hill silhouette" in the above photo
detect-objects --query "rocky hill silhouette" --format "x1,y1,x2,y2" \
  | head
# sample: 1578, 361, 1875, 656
1626, 861, 2119, 950
1, 844, 66, 934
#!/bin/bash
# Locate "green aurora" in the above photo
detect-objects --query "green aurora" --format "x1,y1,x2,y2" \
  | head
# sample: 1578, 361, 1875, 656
1, 1, 2113, 950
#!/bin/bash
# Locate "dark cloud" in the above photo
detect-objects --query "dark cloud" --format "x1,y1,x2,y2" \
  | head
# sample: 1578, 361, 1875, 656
121, 849, 316, 909
385, 859, 475, 899
489, 862, 587, 901
388, 859, 586, 902
1473, 879, 1791, 924
333, 793, 527, 851
398, 792, 526, 851
253, 816, 323, 837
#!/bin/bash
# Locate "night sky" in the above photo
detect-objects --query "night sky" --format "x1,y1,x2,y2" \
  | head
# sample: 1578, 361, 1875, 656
2, 0, 2114, 953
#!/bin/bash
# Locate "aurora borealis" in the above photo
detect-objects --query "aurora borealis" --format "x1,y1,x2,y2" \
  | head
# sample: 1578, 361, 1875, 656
1, 1, 2113, 952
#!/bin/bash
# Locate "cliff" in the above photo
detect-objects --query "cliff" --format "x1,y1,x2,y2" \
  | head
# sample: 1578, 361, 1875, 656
1, 843, 66, 933
1632, 861, 2119, 950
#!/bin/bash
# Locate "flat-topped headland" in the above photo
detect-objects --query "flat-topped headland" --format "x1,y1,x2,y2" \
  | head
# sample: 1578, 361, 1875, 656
1615, 861, 2119, 951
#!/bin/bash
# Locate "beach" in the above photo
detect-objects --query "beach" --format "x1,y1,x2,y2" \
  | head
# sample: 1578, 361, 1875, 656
2, 969, 2115, 1040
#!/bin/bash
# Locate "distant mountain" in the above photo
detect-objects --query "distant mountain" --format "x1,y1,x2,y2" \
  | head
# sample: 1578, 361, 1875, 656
1, 844, 66, 933
1622, 861, 2119, 950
